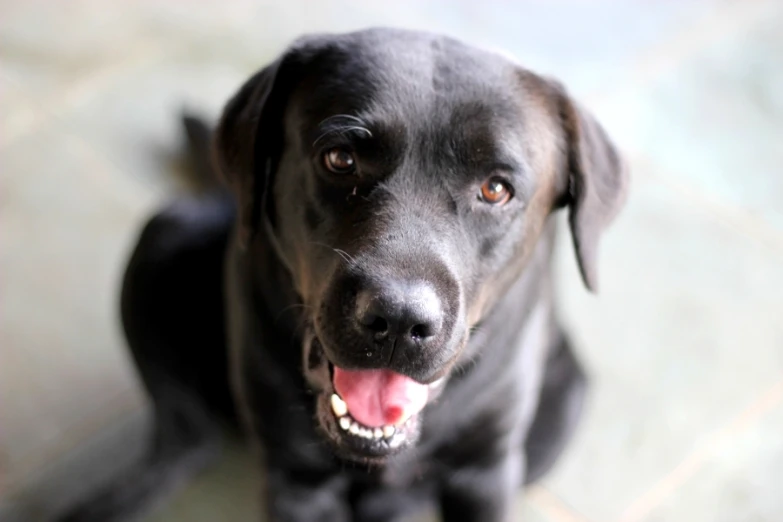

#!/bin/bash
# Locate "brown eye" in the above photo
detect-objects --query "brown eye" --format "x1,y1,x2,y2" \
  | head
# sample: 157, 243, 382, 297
323, 147, 356, 174
480, 177, 512, 205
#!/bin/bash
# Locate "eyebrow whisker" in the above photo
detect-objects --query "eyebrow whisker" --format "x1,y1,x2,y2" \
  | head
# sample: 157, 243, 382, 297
312, 115, 373, 147
320, 114, 367, 126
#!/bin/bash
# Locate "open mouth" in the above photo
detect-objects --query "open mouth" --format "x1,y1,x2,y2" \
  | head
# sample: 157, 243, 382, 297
306, 336, 445, 462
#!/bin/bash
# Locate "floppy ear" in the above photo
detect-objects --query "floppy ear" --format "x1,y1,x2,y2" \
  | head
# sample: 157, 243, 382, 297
550, 81, 629, 292
212, 45, 308, 249
213, 64, 277, 248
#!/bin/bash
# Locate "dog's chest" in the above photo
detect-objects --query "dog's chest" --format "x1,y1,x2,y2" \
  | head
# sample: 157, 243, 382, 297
375, 450, 433, 488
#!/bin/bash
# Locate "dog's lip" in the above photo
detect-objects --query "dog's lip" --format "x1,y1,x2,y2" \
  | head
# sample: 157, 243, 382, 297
328, 369, 436, 430
305, 332, 449, 395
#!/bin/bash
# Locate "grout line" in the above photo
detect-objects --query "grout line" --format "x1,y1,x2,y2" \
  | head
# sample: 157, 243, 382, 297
587, 0, 775, 106
527, 484, 595, 522
618, 377, 783, 522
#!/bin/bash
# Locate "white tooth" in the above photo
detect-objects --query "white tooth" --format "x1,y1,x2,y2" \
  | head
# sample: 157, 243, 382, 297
373, 428, 383, 439
382, 425, 395, 438
349, 422, 360, 435
339, 416, 351, 430
330, 394, 347, 417
362, 428, 372, 439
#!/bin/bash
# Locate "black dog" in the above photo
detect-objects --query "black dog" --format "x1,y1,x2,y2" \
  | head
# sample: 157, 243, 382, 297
60, 28, 627, 522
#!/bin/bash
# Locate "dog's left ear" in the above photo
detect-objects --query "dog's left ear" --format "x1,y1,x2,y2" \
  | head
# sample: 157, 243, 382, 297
548, 81, 629, 292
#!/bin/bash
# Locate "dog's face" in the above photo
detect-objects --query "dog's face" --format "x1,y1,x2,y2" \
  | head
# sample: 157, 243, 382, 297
214, 28, 627, 462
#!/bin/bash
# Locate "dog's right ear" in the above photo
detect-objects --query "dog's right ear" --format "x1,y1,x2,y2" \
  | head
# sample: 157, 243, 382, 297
212, 47, 304, 249
212, 61, 284, 249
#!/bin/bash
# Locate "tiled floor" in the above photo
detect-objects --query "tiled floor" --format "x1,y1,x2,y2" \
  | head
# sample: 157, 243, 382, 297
1, 1, 782, 521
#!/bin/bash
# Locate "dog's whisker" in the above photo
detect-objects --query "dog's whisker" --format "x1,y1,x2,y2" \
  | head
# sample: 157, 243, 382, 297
318, 114, 370, 127
310, 241, 358, 267
275, 303, 312, 323
335, 114, 366, 125
312, 115, 373, 147
332, 248, 357, 265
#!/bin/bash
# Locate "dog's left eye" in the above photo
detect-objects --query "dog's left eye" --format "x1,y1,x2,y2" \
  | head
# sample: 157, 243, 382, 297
323, 147, 357, 174
480, 177, 513, 205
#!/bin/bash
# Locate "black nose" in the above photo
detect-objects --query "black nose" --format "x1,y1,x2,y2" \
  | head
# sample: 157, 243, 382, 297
355, 279, 443, 344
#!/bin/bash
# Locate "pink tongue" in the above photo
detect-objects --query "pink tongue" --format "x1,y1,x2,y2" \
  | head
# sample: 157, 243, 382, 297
332, 367, 429, 428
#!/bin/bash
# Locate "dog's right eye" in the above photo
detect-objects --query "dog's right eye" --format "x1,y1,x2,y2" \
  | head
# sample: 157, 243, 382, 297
323, 147, 357, 174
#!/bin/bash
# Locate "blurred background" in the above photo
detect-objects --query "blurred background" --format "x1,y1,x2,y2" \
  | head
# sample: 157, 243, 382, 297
1, 0, 782, 521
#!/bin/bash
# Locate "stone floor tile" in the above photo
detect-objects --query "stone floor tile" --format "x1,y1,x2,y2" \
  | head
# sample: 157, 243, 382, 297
622, 2, 783, 232
541, 171, 783, 520
0, 126, 154, 487
52, 48, 255, 194
0, 1, 154, 106
0, 410, 150, 522
642, 385, 783, 522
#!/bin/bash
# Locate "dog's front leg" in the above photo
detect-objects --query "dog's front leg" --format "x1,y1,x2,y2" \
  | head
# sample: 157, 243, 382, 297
439, 449, 524, 522
263, 467, 351, 522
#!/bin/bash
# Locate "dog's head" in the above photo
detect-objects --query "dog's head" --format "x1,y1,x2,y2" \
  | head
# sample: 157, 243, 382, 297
213, 28, 627, 462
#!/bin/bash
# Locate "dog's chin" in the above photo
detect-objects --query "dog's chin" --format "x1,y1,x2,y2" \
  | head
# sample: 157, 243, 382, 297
304, 334, 444, 464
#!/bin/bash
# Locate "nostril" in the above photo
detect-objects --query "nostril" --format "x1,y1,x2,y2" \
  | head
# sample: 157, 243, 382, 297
366, 315, 388, 334
410, 323, 432, 340
355, 281, 443, 342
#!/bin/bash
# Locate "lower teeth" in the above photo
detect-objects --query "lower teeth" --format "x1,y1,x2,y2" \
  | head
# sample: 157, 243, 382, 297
331, 395, 395, 440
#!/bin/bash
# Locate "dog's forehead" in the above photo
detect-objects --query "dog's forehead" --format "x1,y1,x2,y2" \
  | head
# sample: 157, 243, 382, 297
295, 29, 527, 130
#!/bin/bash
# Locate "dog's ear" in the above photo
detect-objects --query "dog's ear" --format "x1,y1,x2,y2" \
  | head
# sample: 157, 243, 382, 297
212, 44, 308, 248
548, 81, 629, 292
